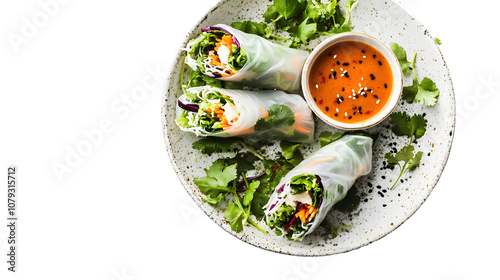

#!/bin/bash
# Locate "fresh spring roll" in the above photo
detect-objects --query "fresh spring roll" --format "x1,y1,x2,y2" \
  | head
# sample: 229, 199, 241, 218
263, 135, 373, 241
175, 86, 315, 143
184, 24, 309, 93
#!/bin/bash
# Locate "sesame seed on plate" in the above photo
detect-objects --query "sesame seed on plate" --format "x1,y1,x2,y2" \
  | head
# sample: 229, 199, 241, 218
333, 54, 337, 59
376, 99, 380, 104
315, 84, 319, 89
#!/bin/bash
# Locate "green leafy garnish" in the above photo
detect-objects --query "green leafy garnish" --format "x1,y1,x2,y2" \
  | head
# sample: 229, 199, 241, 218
192, 137, 238, 155
385, 145, 423, 190
254, 104, 295, 131
390, 42, 411, 76
322, 221, 351, 239
235, 0, 356, 49
389, 112, 427, 143
387, 112, 427, 189
194, 159, 237, 204
391, 44, 440, 107
434, 37, 442, 45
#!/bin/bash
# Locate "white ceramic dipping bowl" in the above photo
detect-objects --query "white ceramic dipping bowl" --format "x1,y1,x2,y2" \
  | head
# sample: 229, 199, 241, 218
301, 32, 403, 130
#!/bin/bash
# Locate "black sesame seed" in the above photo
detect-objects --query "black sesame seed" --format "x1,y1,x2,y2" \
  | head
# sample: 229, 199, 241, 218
364, 198, 369, 202
345, 72, 350, 78
353, 112, 356, 115
342, 87, 345, 91
329, 74, 332, 79
340, 96, 344, 101
336, 61, 340, 65
363, 93, 367, 97
353, 106, 357, 110
382, 189, 387, 193
400, 179, 404, 183
358, 106, 362, 111
378, 61, 382, 66
378, 191, 384, 197
423, 113, 427, 117
427, 152, 431, 156
326, 107, 329, 111
382, 204, 387, 207
328, 53, 332, 56
336, 99, 341, 104
370, 75, 375, 80
359, 60, 363, 64
376, 185, 382, 189
348, 116, 352, 120
368, 189, 373, 193
373, 54, 376, 58
374, 95, 379, 99
334, 113, 338, 117
343, 62, 349, 66
313, 98, 317, 101
333, 71, 337, 78
384, 83, 388, 88
368, 182, 373, 187
382, 176, 386, 179
361, 50, 366, 53
368, 89, 373, 92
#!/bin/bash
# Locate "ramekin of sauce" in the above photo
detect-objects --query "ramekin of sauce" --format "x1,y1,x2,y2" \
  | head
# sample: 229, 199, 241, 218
302, 32, 403, 130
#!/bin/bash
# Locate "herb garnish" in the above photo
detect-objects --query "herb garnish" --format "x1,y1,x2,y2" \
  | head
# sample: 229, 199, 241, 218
193, 139, 304, 232
232, 0, 357, 48
390, 43, 440, 106
385, 112, 427, 189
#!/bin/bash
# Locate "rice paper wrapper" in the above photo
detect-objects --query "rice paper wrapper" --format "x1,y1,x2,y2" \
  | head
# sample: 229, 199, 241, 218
176, 86, 315, 142
211, 24, 309, 93
264, 135, 373, 241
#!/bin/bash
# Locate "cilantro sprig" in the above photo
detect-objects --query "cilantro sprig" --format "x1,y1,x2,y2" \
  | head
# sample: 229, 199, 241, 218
193, 138, 304, 233
390, 43, 440, 107
385, 112, 427, 189
232, 0, 357, 48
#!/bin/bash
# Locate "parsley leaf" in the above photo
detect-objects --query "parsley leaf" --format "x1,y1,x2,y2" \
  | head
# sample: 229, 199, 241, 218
243, 181, 260, 207
385, 145, 423, 190
194, 160, 237, 204
254, 104, 295, 131
398, 49, 440, 107
389, 112, 427, 142
322, 221, 351, 239
274, 0, 307, 20
389, 43, 411, 76
192, 137, 237, 155
434, 37, 442, 45
224, 202, 244, 232
231, 21, 274, 39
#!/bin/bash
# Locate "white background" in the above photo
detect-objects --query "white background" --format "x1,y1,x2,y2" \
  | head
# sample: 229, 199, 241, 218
1, 0, 499, 279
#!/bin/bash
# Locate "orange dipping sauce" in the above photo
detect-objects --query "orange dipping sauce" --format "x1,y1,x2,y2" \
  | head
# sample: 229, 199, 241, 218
308, 41, 393, 124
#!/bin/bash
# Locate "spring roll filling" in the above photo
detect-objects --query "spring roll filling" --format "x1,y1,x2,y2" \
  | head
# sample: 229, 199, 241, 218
185, 28, 247, 78
266, 174, 323, 240
176, 89, 240, 133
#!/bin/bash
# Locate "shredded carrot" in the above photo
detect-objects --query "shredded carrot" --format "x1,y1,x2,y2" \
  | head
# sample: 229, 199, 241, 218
262, 112, 269, 118
302, 157, 335, 169
294, 204, 317, 224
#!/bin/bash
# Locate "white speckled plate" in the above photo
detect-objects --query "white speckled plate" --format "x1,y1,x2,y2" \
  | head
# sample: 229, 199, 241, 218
161, 0, 455, 256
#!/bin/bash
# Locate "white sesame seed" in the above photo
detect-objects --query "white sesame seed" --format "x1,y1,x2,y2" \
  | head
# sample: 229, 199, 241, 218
363, 56, 366, 58
336, 108, 339, 113
340, 67, 344, 71
333, 54, 337, 59
331, 69, 334, 71
358, 83, 362, 87
353, 97, 357, 100
348, 96, 352, 98
345, 112, 348, 116
361, 77, 364, 81
341, 74, 344, 77
337, 94, 340, 98
364, 87, 368, 90
376, 99, 380, 104
316, 84, 319, 89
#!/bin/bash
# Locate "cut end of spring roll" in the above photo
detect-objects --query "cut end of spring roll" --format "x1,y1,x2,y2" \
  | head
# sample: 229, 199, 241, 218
263, 135, 373, 241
